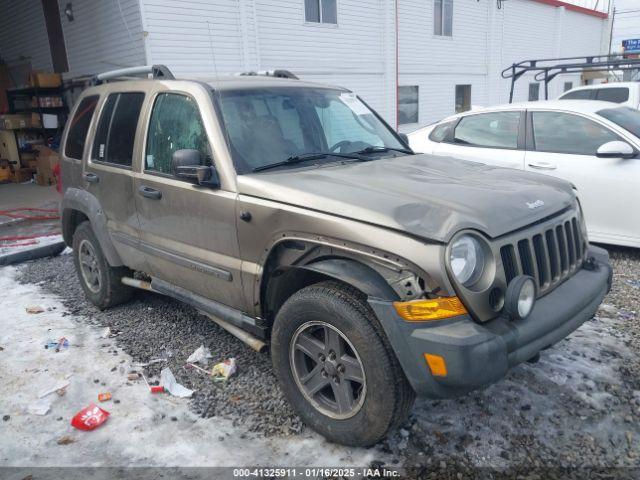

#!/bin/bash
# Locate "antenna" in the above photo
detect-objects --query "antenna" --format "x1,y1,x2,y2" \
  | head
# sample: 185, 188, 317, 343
207, 21, 220, 79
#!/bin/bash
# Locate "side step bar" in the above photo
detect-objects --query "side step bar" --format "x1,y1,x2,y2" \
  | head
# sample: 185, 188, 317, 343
121, 276, 269, 345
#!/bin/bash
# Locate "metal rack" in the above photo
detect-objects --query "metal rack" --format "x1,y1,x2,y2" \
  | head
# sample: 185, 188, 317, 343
501, 54, 640, 103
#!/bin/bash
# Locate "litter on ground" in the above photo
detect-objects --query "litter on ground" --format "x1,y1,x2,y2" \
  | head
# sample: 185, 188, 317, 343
26, 306, 44, 314
186, 345, 212, 365
71, 403, 109, 431
44, 337, 69, 352
212, 358, 237, 381
160, 367, 193, 398
27, 398, 51, 416
97, 392, 111, 402
38, 379, 70, 398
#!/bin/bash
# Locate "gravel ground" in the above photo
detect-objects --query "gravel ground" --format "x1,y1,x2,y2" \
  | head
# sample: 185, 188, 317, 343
17, 246, 640, 478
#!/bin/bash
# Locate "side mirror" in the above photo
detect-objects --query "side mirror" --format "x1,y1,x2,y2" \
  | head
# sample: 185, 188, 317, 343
171, 149, 220, 187
596, 141, 637, 159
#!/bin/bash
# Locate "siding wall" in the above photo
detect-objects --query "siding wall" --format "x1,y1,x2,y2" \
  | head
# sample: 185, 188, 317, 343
399, 0, 609, 129
140, 0, 398, 125
57, 0, 146, 77
0, 0, 53, 73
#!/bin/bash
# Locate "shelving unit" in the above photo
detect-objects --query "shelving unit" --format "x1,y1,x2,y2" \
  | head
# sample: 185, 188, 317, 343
4, 84, 67, 173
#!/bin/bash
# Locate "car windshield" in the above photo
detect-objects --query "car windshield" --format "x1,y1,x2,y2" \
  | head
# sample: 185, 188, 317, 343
597, 107, 640, 138
215, 87, 406, 174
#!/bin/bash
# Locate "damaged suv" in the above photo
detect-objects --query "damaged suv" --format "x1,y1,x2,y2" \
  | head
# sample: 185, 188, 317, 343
60, 66, 612, 446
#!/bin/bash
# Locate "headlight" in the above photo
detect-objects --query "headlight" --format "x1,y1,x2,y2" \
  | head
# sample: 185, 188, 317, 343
449, 235, 485, 287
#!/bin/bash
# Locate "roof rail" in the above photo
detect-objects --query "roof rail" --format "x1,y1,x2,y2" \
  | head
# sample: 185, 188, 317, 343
238, 69, 299, 80
92, 64, 175, 85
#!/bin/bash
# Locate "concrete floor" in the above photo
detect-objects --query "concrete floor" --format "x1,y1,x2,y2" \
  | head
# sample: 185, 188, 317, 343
0, 182, 61, 238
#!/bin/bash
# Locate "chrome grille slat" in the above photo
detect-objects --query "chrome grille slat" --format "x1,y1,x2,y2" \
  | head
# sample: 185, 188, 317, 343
499, 213, 585, 297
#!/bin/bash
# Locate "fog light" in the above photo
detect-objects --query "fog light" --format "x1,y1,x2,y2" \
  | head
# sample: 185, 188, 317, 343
504, 275, 536, 320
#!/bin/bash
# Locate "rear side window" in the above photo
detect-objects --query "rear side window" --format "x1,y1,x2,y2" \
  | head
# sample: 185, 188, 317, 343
560, 89, 593, 100
65, 95, 98, 159
453, 111, 520, 149
92, 92, 144, 167
595, 88, 629, 104
429, 121, 454, 142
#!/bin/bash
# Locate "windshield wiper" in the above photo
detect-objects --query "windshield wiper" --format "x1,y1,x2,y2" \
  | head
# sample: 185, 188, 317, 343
253, 152, 365, 172
355, 146, 414, 155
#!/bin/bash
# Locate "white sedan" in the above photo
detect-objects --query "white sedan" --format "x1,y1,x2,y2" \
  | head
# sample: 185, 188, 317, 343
407, 100, 640, 248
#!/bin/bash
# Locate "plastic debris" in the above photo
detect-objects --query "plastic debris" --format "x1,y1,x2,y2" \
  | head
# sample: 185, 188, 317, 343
132, 358, 167, 367
38, 380, 70, 398
28, 398, 51, 415
44, 337, 69, 352
26, 306, 45, 314
57, 435, 76, 445
127, 373, 140, 381
100, 327, 111, 338
160, 367, 193, 398
186, 345, 212, 365
71, 403, 109, 431
141, 372, 164, 394
97, 392, 111, 402
212, 358, 237, 382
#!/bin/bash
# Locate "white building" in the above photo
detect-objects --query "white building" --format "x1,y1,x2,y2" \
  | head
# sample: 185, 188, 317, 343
0, 0, 611, 130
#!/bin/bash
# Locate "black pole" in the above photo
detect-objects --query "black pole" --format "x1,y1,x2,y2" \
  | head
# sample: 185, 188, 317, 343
509, 64, 516, 103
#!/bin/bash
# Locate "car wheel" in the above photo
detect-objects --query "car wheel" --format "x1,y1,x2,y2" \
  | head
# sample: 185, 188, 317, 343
272, 281, 415, 446
72, 221, 133, 310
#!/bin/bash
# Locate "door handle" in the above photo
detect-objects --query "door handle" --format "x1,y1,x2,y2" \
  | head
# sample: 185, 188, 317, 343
83, 172, 99, 183
528, 161, 557, 171
138, 185, 162, 200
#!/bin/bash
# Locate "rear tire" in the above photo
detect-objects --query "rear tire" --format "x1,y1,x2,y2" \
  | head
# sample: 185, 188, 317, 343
271, 281, 415, 446
72, 221, 133, 310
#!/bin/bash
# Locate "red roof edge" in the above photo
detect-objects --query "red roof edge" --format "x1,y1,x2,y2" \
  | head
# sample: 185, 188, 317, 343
531, 0, 608, 19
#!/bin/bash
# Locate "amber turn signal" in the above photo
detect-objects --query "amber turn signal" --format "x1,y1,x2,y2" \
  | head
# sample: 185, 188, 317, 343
424, 353, 448, 377
393, 296, 467, 321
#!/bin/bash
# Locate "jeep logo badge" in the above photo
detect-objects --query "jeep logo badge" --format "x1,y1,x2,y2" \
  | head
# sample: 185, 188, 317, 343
526, 200, 545, 209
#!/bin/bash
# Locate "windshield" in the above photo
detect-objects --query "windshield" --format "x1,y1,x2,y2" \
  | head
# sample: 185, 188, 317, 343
597, 107, 640, 138
216, 87, 406, 173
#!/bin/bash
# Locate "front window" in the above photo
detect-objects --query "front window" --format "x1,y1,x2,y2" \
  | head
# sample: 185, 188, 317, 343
597, 107, 640, 138
531, 111, 620, 155
216, 87, 405, 174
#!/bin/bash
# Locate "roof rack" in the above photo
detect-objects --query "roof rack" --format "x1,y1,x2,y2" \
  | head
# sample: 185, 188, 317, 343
92, 64, 175, 85
501, 54, 640, 103
238, 69, 299, 80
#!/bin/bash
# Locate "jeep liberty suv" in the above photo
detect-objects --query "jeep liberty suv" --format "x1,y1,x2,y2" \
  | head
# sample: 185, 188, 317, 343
60, 65, 612, 447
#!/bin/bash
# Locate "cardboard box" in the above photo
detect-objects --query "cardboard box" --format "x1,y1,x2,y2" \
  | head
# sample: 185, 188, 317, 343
27, 71, 62, 88
0, 130, 20, 163
0, 165, 10, 182
33, 145, 59, 186
12, 167, 32, 183
0, 113, 32, 129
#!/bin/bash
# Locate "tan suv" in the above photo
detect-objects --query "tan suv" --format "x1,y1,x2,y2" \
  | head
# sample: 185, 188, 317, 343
60, 65, 612, 446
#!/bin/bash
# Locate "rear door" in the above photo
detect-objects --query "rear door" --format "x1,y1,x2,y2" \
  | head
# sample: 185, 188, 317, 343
83, 90, 148, 271
524, 109, 640, 245
133, 83, 245, 310
432, 110, 526, 170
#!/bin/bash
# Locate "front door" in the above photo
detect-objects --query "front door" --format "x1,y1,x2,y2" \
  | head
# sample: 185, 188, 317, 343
83, 91, 147, 271
524, 110, 640, 246
433, 111, 526, 170
133, 88, 245, 310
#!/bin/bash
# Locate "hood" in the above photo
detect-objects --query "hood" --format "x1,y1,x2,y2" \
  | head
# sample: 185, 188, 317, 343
237, 154, 576, 242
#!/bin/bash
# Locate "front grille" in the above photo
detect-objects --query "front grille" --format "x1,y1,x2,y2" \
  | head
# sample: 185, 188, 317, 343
500, 214, 586, 295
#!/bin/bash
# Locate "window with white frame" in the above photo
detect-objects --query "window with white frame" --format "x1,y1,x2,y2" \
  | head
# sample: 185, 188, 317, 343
305, 0, 337, 24
434, 0, 453, 36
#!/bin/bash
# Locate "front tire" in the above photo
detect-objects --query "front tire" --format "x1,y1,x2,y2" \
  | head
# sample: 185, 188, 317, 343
271, 281, 415, 446
72, 221, 133, 310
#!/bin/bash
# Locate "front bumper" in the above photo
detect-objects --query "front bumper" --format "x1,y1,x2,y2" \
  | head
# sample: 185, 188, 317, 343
369, 245, 612, 399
